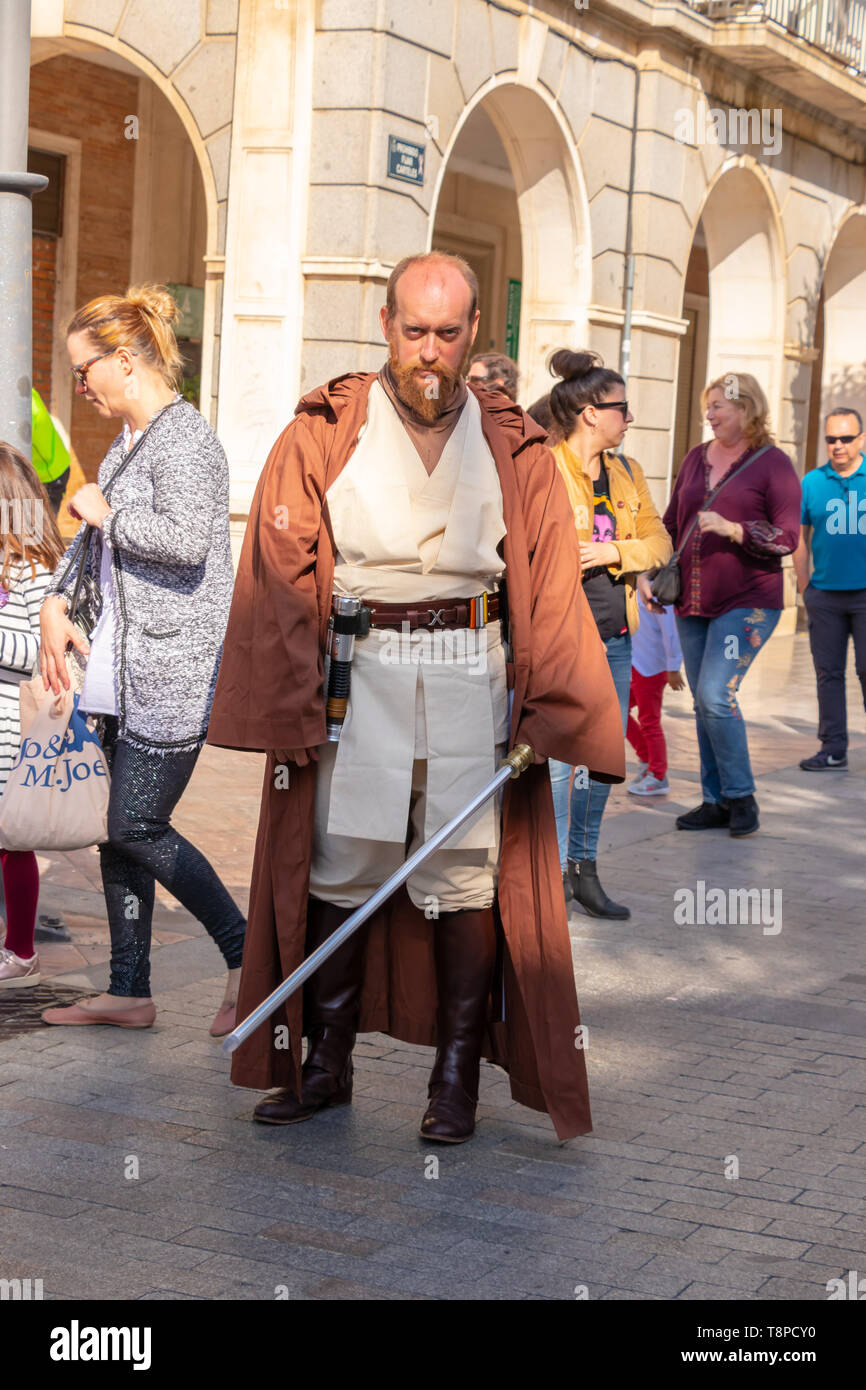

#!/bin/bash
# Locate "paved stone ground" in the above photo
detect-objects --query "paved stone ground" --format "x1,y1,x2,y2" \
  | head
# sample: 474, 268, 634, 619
1, 629, 865, 1301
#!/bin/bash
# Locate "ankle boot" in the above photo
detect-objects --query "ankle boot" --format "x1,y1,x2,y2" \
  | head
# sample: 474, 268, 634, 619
254, 899, 368, 1125
567, 859, 630, 920
563, 866, 574, 906
419, 907, 496, 1144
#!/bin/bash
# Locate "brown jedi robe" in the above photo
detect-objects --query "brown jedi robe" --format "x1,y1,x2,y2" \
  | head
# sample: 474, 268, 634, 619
207, 374, 625, 1141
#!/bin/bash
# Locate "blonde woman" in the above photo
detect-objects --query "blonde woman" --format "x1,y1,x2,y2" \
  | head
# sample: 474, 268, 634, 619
38, 284, 245, 1032
663, 373, 800, 837
547, 349, 672, 919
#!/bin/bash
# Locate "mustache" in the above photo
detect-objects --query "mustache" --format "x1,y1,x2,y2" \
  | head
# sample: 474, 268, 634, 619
386, 339, 471, 421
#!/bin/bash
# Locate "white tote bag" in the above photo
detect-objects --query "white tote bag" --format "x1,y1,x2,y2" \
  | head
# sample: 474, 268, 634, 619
0, 672, 110, 852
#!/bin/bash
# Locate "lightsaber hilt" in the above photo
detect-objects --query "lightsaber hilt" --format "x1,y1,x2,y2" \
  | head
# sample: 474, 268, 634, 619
324, 595, 366, 741
222, 743, 535, 1056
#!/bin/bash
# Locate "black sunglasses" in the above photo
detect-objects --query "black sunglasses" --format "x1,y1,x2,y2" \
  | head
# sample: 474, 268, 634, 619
826, 434, 859, 445
579, 400, 629, 419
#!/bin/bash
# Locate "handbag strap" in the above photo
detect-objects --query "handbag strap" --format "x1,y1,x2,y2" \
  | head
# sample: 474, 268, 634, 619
101, 395, 182, 502
54, 396, 183, 604
672, 443, 772, 562
67, 525, 95, 625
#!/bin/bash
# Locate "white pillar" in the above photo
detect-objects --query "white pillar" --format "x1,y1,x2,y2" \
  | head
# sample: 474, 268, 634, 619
216, 0, 315, 516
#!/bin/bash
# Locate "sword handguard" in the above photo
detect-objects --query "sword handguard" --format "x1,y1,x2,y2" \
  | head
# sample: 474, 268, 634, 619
502, 743, 534, 778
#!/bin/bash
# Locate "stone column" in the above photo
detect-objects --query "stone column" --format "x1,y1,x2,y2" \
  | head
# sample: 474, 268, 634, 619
216, 0, 316, 519
0, 0, 47, 460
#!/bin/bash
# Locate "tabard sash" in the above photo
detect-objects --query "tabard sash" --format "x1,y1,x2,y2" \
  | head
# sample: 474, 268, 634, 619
324, 381, 508, 847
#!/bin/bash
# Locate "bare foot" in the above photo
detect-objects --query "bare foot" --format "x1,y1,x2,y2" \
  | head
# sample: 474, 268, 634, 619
79, 993, 151, 1012
221, 967, 241, 1008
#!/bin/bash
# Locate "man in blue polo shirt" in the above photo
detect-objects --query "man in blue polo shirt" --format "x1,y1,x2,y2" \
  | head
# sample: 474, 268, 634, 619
793, 407, 866, 769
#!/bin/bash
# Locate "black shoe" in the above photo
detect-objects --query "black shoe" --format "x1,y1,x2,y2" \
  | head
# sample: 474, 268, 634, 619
799, 750, 848, 771
676, 801, 730, 831
563, 869, 574, 906
728, 794, 759, 837
567, 859, 630, 920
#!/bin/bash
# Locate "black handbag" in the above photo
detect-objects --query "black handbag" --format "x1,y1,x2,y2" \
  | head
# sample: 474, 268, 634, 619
651, 443, 772, 605
53, 398, 183, 638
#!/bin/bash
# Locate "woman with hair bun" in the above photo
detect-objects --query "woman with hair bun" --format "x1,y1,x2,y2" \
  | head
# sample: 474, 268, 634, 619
548, 349, 672, 919
38, 283, 246, 1033
663, 373, 800, 837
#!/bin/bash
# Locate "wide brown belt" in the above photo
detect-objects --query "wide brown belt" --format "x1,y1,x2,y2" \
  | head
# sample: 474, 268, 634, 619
363, 592, 500, 631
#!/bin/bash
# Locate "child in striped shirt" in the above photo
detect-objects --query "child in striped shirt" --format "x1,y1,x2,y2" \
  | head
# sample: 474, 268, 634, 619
626, 584, 685, 796
0, 443, 65, 988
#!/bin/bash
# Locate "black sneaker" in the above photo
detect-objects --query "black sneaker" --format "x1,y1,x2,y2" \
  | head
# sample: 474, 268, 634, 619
676, 801, 730, 831
799, 750, 848, 771
728, 794, 759, 837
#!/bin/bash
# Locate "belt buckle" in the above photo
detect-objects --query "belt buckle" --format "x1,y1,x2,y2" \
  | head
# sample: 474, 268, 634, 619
427, 608, 446, 628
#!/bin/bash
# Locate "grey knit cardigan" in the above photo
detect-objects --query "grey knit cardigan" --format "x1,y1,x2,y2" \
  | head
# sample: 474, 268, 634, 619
46, 399, 235, 754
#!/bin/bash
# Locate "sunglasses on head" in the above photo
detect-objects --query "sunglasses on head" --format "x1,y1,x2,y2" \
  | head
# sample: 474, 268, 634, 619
825, 434, 859, 445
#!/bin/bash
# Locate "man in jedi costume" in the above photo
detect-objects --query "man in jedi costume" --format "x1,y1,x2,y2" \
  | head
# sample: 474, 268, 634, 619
207, 252, 625, 1143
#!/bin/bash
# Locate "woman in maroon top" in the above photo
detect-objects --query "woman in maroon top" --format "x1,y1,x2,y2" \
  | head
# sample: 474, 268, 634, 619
662, 374, 801, 835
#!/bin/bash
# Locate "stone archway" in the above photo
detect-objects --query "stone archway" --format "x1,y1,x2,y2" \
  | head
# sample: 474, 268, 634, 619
430, 80, 591, 406
698, 163, 785, 428
816, 212, 866, 449
31, 4, 236, 427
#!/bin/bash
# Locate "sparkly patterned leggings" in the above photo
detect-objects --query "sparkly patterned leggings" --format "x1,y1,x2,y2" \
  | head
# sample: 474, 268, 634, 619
97, 717, 246, 998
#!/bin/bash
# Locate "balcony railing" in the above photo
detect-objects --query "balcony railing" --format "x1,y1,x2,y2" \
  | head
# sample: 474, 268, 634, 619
687, 0, 866, 77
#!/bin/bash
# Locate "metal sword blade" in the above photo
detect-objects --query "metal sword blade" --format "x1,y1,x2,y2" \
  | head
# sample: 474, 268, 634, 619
221, 744, 534, 1055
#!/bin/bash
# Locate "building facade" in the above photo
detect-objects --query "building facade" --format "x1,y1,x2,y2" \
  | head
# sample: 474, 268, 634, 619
27, 0, 866, 621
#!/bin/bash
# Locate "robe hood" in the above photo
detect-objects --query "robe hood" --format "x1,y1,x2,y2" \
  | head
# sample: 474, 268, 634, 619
294, 371, 548, 458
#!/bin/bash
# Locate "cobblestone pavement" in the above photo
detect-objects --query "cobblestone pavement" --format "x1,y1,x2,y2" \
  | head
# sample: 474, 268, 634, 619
1, 630, 865, 1300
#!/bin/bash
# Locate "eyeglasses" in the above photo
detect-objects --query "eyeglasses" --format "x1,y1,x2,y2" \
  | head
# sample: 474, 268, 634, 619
70, 347, 136, 385
825, 435, 859, 445
71, 350, 115, 385
579, 401, 629, 419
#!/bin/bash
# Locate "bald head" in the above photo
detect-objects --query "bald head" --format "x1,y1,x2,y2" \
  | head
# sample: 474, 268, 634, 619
385, 252, 478, 324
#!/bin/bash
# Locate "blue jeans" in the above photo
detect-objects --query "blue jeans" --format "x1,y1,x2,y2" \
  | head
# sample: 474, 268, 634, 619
676, 606, 780, 803
550, 632, 631, 865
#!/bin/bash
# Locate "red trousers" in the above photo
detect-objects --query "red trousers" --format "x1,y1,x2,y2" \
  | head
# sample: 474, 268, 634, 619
0, 848, 40, 959
626, 669, 668, 779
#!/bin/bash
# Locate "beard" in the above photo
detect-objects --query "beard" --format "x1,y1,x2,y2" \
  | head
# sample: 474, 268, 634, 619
387, 337, 472, 422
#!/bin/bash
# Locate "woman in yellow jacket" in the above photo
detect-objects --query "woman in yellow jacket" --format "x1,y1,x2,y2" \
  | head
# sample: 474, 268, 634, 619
548, 349, 672, 919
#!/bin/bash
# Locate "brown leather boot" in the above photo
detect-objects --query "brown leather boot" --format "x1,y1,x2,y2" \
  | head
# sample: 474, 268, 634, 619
254, 899, 368, 1125
419, 907, 496, 1144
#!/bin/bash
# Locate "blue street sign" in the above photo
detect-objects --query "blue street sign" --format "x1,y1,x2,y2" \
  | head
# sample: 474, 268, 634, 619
387, 136, 425, 186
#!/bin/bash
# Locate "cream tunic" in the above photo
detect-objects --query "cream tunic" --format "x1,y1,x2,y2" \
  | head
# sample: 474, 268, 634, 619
322, 380, 508, 850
